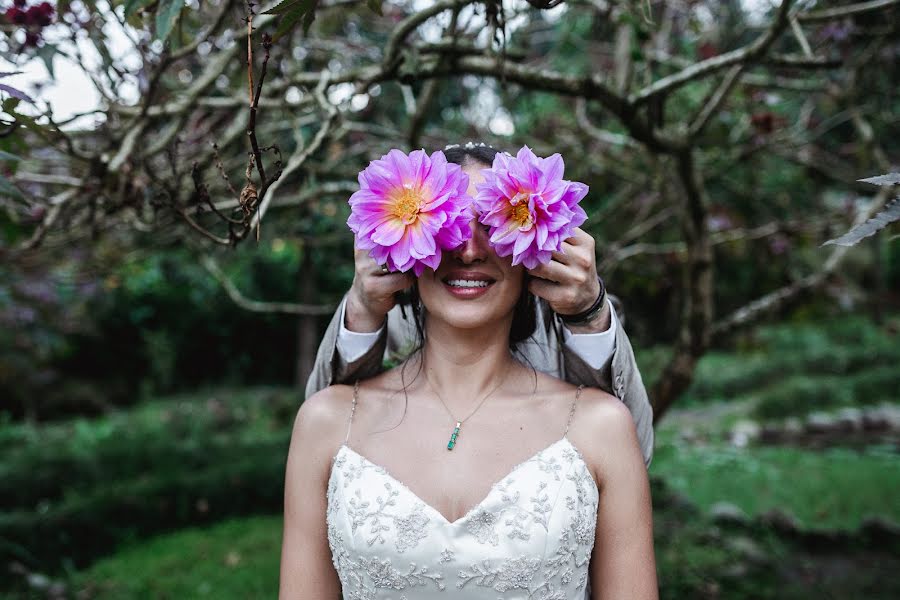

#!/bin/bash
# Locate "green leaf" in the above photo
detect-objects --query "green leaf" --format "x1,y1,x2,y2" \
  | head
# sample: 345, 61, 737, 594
124, 0, 155, 18
2, 98, 45, 135
36, 43, 58, 80
0, 174, 24, 201
859, 173, 900, 186
2, 97, 21, 113
366, 0, 383, 16
822, 198, 900, 247
155, 0, 184, 43
262, 0, 307, 15
265, 0, 318, 40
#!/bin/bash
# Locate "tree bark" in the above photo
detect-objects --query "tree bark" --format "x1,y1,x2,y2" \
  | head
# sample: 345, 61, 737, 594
295, 247, 318, 389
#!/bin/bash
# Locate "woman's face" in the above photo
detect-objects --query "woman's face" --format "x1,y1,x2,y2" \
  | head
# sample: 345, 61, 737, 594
417, 161, 525, 332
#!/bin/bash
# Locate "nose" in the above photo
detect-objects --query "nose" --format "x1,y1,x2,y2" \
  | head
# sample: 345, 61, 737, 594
454, 217, 490, 264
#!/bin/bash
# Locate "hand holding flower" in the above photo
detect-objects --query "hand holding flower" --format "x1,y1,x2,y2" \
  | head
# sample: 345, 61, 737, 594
527, 227, 611, 333
345, 248, 414, 332
473, 146, 588, 269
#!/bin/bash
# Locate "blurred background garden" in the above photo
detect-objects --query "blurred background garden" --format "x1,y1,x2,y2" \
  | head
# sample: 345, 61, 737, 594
1, 0, 898, 598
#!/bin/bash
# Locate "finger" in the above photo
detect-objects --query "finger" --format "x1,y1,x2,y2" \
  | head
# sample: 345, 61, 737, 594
377, 271, 415, 294
560, 242, 597, 275
563, 227, 594, 247
549, 242, 575, 265
528, 259, 571, 284
528, 276, 564, 304
354, 248, 381, 273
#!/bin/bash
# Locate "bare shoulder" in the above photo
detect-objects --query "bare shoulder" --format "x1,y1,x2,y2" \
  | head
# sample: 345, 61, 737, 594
291, 384, 356, 461
571, 386, 632, 438
567, 387, 644, 487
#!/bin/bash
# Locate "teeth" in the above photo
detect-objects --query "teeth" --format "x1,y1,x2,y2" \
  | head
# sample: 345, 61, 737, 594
447, 279, 490, 288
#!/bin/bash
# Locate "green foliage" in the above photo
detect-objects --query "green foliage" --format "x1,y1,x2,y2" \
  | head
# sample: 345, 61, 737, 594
0, 387, 298, 573
155, 0, 184, 43
671, 316, 900, 418
59, 479, 900, 600
752, 367, 899, 420
122, 0, 156, 19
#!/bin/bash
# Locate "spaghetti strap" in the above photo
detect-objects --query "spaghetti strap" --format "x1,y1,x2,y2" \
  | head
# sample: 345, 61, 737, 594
564, 384, 584, 436
345, 380, 360, 444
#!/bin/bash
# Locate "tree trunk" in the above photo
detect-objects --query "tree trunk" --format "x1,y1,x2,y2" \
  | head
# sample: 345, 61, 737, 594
295, 247, 318, 390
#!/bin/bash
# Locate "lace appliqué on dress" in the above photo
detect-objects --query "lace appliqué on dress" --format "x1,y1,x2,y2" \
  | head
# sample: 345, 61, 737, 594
326, 438, 599, 599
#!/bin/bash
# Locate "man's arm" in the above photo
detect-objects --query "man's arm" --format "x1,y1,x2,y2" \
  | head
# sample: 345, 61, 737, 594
304, 295, 388, 400
305, 248, 414, 400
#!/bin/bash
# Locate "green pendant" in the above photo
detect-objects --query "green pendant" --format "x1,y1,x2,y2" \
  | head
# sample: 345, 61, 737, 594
447, 421, 461, 450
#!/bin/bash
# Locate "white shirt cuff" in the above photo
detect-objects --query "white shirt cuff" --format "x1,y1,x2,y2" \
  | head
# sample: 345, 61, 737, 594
336, 298, 385, 364
560, 296, 618, 370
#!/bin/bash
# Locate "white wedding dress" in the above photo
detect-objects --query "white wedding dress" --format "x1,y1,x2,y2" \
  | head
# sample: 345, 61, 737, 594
326, 385, 599, 599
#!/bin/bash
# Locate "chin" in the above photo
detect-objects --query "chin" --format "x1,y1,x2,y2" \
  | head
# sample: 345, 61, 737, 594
419, 285, 520, 333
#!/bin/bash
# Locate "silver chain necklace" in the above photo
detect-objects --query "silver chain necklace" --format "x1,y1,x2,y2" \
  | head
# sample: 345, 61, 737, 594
425, 361, 513, 451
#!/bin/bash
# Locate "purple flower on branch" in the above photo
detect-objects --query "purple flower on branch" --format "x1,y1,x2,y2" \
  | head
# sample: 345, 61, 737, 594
347, 149, 472, 276
474, 146, 588, 269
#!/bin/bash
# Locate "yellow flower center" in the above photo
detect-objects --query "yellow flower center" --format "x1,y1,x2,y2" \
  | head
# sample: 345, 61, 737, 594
509, 192, 533, 229
391, 184, 423, 225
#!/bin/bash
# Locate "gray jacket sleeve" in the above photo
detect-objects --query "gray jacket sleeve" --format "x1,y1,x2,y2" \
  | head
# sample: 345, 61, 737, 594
304, 295, 389, 401
304, 295, 419, 400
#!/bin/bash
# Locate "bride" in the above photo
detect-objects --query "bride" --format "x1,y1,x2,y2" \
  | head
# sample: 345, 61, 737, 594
279, 153, 658, 599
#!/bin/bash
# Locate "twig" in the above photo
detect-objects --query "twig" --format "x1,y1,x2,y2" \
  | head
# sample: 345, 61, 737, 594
789, 14, 813, 58
797, 0, 899, 23
630, 0, 793, 106
383, 0, 477, 71
202, 256, 336, 315
250, 70, 337, 231
688, 65, 744, 139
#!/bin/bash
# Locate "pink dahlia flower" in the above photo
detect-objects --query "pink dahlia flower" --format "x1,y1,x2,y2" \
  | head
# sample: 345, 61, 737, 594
474, 146, 588, 269
347, 149, 473, 276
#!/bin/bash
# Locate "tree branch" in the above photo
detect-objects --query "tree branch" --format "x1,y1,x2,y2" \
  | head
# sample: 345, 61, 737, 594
797, 0, 899, 23
202, 256, 336, 315
630, 0, 793, 106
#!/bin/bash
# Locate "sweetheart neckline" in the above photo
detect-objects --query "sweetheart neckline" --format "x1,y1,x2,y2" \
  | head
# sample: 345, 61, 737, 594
329, 436, 596, 526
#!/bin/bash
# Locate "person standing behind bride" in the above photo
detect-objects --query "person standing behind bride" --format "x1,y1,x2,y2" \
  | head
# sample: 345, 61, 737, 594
306, 143, 655, 469
280, 147, 658, 599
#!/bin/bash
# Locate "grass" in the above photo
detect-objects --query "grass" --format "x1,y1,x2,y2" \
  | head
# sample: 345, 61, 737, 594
652, 439, 898, 529
70, 516, 281, 599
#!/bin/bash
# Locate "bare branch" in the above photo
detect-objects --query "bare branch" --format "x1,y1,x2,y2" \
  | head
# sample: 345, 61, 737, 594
764, 54, 842, 69
797, 0, 899, 23
574, 98, 637, 148
383, 0, 477, 70
612, 16, 633, 94
688, 65, 744, 139
250, 70, 338, 231
202, 256, 336, 315
630, 0, 793, 106
789, 14, 813, 58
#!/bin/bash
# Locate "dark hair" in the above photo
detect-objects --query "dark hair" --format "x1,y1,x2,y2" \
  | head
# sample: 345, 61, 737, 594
442, 143, 503, 169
